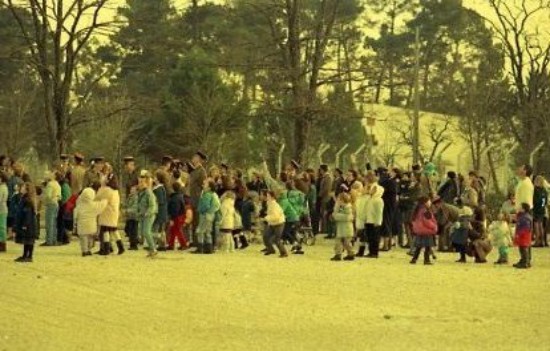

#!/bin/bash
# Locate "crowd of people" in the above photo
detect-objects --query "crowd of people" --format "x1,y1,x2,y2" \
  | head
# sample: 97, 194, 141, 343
0, 151, 547, 269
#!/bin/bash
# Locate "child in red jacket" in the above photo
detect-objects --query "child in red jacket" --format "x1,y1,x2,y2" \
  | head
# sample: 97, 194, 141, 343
513, 203, 532, 269
410, 196, 438, 265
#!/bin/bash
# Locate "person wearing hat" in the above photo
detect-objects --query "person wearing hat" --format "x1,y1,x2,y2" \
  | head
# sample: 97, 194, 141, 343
83, 157, 104, 189
156, 156, 174, 195
122, 156, 140, 199
70, 153, 86, 195
59, 154, 70, 175
189, 151, 208, 235
41, 171, 62, 246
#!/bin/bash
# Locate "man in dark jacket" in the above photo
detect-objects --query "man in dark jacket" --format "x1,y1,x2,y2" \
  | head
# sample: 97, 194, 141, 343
379, 167, 398, 251
437, 171, 459, 204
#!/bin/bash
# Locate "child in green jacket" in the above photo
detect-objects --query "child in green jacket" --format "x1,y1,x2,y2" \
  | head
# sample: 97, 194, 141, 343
331, 192, 355, 261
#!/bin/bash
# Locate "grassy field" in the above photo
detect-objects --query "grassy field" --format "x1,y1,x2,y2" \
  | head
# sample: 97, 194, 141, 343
1, 238, 549, 351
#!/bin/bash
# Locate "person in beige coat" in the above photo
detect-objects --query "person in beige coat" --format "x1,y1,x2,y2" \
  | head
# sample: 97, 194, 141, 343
95, 174, 122, 255
70, 153, 86, 195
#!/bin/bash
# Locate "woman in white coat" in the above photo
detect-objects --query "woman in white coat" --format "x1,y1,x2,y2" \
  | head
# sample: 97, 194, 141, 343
74, 188, 107, 256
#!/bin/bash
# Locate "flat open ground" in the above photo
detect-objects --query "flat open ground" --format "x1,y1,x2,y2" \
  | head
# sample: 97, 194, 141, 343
1, 238, 549, 351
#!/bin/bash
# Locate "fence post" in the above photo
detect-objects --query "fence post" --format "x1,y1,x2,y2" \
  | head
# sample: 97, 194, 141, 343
335, 144, 349, 170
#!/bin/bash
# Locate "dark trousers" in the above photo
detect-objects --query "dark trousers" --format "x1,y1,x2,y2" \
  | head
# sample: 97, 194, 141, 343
518, 246, 531, 266
125, 219, 139, 247
266, 224, 287, 255
412, 246, 432, 263
283, 221, 298, 245
366, 224, 380, 256
453, 243, 467, 261
56, 202, 67, 243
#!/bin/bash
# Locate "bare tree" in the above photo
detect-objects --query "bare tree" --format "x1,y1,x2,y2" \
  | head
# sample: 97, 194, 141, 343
484, 0, 550, 154
3, 0, 120, 159
393, 112, 453, 163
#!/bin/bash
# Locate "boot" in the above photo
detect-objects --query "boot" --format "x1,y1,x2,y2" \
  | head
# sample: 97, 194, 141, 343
239, 235, 249, 250
99, 242, 110, 256
343, 254, 355, 261
192, 243, 204, 254
330, 254, 342, 261
356, 245, 366, 257
204, 243, 214, 254
410, 248, 421, 264
0, 242, 6, 252
423, 248, 433, 265
116, 240, 125, 255
129, 244, 139, 251
233, 236, 240, 250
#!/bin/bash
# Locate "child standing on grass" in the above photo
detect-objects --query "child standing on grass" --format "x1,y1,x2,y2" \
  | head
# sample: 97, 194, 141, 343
219, 191, 237, 253
410, 196, 438, 265
125, 184, 139, 250
167, 182, 191, 251
74, 188, 108, 257
193, 179, 220, 255
137, 172, 158, 258
513, 203, 533, 269
331, 192, 355, 261
489, 213, 513, 265
262, 191, 287, 258
14, 183, 37, 263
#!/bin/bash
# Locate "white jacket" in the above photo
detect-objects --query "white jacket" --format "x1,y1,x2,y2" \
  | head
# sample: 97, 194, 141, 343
365, 184, 385, 226
264, 199, 285, 226
355, 194, 368, 230
515, 177, 534, 211
220, 197, 236, 230
96, 186, 120, 228
74, 188, 108, 235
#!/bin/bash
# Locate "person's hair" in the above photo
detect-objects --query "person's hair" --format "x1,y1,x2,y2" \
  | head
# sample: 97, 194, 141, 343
22, 182, 37, 212
155, 170, 168, 185
521, 202, 531, 213
534, 175, 545, 187
364, 170, 377, 184
55, 171, 65, 183
468, 170, 478, 178
173, 169, 181, 180
12, 163, 24, 177
335, 168, 343, 176
522, 164, 533, 177
413, 196, 431, 218
206, 180, 216, 191
106, 174, 119, 190
0, 172, 8, 183
348, 169, 358, 179
266, 190, 276, 199
447, 171, 457, 179
209, 166, 220, 178
319, 165, 328, 173
279, 172, 288, 183
338, 192, 351, 204
172, 181, 183, 193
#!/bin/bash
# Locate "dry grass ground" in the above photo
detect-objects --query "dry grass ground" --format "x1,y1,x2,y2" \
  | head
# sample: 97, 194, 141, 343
1, 238, 549, 351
